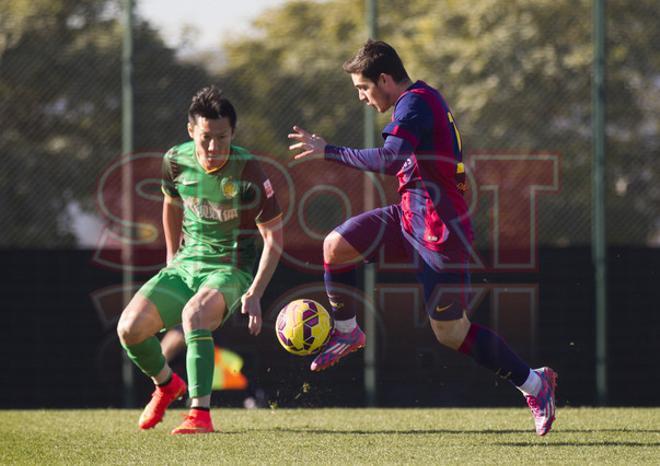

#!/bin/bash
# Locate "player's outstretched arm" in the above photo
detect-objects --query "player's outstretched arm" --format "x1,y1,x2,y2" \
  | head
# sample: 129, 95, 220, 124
288, 126, 327, 160
289, 123, 413, 175
241, 217, 284, 336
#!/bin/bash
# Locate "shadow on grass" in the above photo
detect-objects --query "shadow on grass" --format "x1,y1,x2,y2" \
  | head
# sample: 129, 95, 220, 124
220, 427, 660, 436
496, 442, 660, 447
222, 428, 528, 435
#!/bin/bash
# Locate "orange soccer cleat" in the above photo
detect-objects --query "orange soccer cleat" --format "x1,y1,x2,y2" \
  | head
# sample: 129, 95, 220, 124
138, 373, 187, 430
170, 409, 215, 435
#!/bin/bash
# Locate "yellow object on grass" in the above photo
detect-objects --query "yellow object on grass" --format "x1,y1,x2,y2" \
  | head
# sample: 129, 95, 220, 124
212, 346, 248, 390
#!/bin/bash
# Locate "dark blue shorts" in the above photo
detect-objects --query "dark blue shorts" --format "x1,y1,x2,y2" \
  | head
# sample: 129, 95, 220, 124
334, 205, 470, 321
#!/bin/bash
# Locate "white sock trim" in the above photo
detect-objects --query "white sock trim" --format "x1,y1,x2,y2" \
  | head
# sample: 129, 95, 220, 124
191, 395, 211, 408
517, 369, 542, 397
334, 316, 357, 333
152, 364, 172, 385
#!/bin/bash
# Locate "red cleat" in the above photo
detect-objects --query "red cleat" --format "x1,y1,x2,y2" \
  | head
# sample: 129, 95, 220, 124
171, 409, 215, 435
138, 373, 187, 430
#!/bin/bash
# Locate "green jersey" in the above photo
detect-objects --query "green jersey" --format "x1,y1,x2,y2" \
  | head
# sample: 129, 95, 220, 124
161, 142, 281, 272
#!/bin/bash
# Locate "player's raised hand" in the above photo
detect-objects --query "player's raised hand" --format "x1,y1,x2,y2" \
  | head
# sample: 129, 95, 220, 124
241, 292, 263, 336
288, 125, 326, 159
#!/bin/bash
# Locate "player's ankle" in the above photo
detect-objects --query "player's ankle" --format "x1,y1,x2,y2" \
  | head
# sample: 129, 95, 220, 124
517, 369, 542, 397
335, 316, 357, 333
153, 365, 173, 386
190, 395, 211, 409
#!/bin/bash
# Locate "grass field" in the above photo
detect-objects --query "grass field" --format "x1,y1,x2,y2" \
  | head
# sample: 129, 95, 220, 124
1, 408, 658, 464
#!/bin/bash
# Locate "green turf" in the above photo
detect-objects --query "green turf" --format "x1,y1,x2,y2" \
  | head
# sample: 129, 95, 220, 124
0, 408, 658, 465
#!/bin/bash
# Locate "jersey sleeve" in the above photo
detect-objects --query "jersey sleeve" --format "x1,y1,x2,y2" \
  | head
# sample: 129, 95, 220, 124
324, 135, 413, 175
382, 93, 432, 149
161, 149, 180, 198
241, 158, 282, 225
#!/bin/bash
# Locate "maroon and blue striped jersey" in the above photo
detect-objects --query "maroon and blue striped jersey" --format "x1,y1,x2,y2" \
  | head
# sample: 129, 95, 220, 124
384, 81, 472, 263
325, 81, 473, 269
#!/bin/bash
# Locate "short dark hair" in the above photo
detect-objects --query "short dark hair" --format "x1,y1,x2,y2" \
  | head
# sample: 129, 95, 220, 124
343, 40, 410, 84
188, 85, 237, 129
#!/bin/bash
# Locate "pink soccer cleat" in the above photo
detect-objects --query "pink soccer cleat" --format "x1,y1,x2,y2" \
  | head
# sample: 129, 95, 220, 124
310, 326, 366, 372
525, 367, 558, 436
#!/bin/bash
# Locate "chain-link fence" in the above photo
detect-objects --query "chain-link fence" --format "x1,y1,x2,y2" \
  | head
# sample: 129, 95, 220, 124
2, 0, 659, 250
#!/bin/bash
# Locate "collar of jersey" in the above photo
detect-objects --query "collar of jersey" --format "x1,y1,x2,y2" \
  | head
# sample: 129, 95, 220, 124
194, 147, 232, 174
393, 80, 425, 109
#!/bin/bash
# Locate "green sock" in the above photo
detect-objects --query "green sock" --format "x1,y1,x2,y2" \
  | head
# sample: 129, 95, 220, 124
185, 329, 214, 398
121, 337, 166, 377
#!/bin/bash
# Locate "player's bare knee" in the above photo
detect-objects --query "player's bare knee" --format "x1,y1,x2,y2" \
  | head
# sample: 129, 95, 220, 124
117, 311, 143, 346
182, 290, 224, 332
116, 316, 130, 344
181, 308, 222, 332
430, 315, 471, 350
323, 231, 342, 264
181, 303, 203, 331
324, 231, 359, 265
117, 296, 163, 345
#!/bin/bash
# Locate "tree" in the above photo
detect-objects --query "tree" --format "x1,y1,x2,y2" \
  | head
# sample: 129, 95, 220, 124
214, 0, 659, 246
2, 0, 657, 247
0, 0, 211, 246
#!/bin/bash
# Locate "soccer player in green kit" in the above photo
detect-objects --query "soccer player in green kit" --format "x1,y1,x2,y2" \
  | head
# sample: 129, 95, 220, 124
117, 86, 283, 434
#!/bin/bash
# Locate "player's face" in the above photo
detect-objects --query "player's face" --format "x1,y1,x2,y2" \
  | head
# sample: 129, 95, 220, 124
188, 116, 234, 171
350, 73, 393, 113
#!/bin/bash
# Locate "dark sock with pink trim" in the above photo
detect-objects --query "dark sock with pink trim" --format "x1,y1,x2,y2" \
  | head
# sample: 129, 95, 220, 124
323, 263, 358, 321
458, 323, 530, 386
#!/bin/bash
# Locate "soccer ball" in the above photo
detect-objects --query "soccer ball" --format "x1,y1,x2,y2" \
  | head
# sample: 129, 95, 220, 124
275, 299, 333, 356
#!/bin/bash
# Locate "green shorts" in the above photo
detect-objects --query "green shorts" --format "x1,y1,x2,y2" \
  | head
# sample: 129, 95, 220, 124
138, 259, 253, 330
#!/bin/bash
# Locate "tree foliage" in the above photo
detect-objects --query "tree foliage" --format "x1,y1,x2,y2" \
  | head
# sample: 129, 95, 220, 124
1, 0, 657, 246
216, 0, 659, 245
0, 0, 210, 246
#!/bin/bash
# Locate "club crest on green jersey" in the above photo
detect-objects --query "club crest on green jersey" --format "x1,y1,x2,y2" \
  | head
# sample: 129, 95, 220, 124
220, 177, 238, 199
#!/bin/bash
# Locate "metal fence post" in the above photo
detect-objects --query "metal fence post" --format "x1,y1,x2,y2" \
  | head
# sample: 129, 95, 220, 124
592, 0, 608, 405
363, 0, 378, 408
121, 0, 136, 409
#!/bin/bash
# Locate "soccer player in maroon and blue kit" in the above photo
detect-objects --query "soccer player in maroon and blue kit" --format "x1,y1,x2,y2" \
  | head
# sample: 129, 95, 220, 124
289, 40, 557, 435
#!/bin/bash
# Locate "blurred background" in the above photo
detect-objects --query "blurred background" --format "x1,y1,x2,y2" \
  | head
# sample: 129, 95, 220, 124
1, 0, 658, 409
